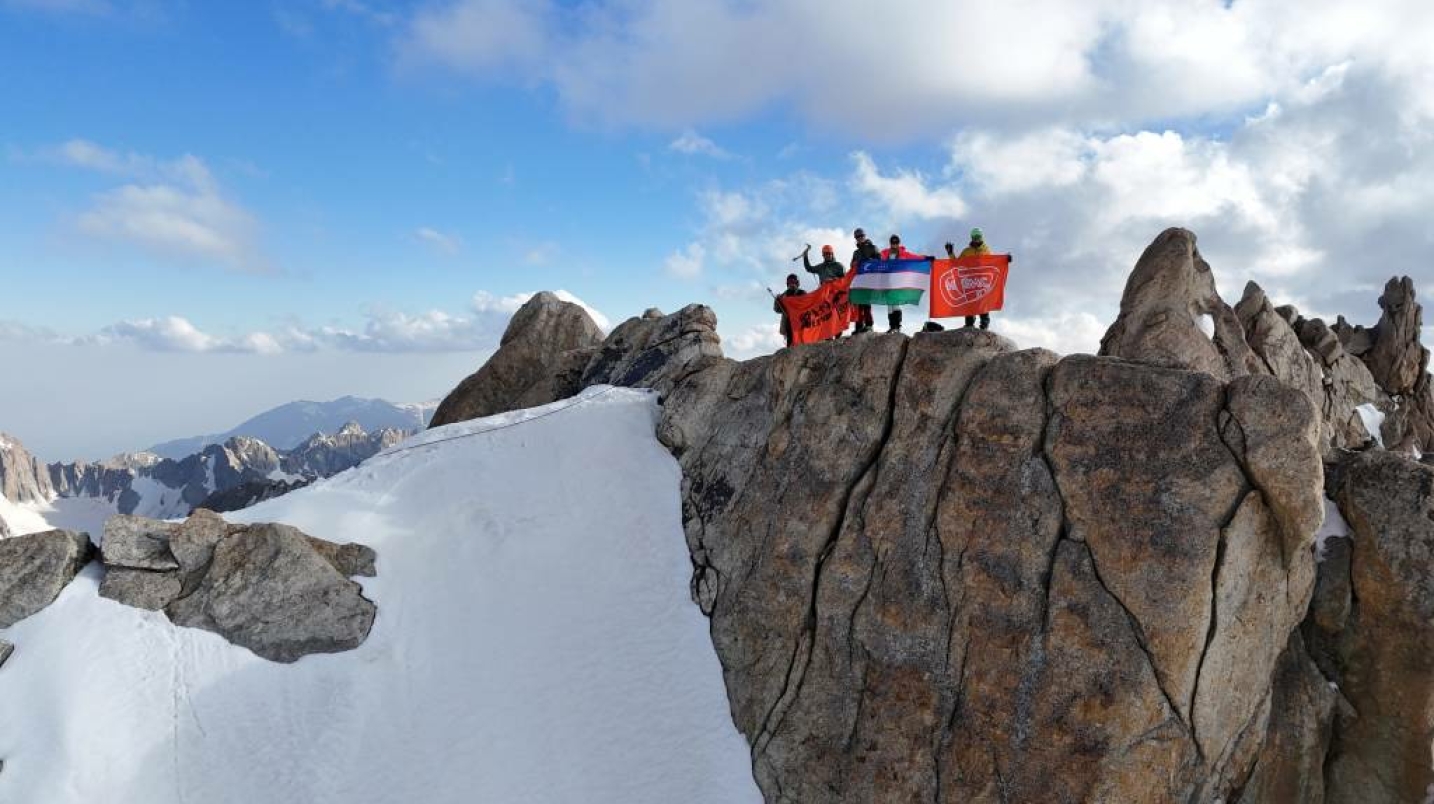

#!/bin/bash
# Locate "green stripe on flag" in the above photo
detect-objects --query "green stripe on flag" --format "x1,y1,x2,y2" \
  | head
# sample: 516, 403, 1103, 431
849, 288, 925, 307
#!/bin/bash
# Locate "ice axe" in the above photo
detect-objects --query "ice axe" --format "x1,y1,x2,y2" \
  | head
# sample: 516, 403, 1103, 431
791, 243, 811, 263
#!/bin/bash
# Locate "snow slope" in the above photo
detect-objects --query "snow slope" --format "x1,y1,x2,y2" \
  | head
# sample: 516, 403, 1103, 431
0, 386, 759, 804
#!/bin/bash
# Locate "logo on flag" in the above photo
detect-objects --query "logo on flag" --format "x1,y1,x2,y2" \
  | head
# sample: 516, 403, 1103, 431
928, 255, 1011, 319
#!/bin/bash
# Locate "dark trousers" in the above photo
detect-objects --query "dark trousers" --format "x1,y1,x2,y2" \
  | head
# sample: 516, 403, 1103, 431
965, 313, 990, 329
856, 305, 874, 331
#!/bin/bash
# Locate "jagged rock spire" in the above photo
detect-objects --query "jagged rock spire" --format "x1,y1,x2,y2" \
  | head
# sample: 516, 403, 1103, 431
1099, 227, 1263, 380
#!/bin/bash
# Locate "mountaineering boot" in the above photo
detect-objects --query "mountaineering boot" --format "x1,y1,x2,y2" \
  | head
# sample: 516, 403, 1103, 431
888, 309, 903, 332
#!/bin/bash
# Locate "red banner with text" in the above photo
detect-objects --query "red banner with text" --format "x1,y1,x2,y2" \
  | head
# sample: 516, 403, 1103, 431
780, 271, 859, 344
929, 255, 1011, 318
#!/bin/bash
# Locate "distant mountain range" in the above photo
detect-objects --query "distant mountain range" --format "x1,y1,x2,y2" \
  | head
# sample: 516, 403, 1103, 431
147, 396, 437, 459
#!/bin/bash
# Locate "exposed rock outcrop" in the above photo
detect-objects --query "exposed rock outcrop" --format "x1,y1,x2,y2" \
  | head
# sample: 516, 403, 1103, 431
97, 511, 378, 663
430, 291, 605, 427
654, 330, 1319, 802
1318, 452, 1434, 803
0, 432, 53, 504
1235, 282, 1324, 426
1099, 227, 1261, 380
0, 529, 92, 627
195, 477, 311, 513
432, 300, 723, 428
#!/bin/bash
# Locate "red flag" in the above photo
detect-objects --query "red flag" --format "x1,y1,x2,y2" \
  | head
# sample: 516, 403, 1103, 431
780, 271, 859, 345
929, 255, 1011, 318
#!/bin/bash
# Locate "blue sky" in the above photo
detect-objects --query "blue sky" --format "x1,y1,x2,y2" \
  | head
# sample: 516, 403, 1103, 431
3, 0, 1433, 458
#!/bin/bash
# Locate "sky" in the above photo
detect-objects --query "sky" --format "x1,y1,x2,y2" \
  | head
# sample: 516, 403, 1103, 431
3, 0, 1434, 460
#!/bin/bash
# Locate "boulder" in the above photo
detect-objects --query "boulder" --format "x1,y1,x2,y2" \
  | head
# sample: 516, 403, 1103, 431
0, 529, 92, 627
430, 292, 604, 427
95, 510, 378, 662
100, 515, 180, 571
0, 638, 12, 669
98, 568, 183, 611
1322, 452, 1434, 804
1098, 227, 1261, 380
0, 513, 9, 539
166, 522, 377, 664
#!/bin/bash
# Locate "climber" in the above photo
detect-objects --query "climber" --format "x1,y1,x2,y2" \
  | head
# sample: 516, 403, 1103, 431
773, 273, 806, 347
880, 234, 927, 333
850, 228, 881, 333
958, 228, 994, 330
802, 244, 847, 284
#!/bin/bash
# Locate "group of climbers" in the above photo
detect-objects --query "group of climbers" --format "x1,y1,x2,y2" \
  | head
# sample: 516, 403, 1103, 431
776, 226, 999, 345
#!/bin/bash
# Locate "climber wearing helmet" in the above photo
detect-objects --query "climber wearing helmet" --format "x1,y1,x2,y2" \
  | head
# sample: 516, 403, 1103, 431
850, 228, 881, 333
802, 243, 846, 284
959, 227, 994, 330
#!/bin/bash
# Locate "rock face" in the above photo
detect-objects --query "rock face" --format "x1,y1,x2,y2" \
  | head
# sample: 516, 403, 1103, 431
0, 529, 93, 627
279, 423, 405, 477
195, 477, 311, 514
0, 432, 53, 504
1235, 282, 1323, 422
97, 511, 378, 663
33, 425, 399, 517
1317, 452, 1434, 803
430, 291, 605, 427
431, 300, 722, 428
1099, 228, 1261, 380
655, 330, 1319, 803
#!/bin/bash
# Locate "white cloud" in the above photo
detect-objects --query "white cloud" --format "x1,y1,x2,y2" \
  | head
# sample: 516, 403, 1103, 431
664, 242, 705, 280
851, 152, 967, 221
722, 323, 784, 361
398, 0, 550, 77
416, 226, 462, 255
21, 290, 612, 357
42, 140, 266, 272
951, 128, 1089, 195
388, 1, 1434, 138
668, 130, 732, 159
990, 312, 1108, 357
95, 317, 232, 353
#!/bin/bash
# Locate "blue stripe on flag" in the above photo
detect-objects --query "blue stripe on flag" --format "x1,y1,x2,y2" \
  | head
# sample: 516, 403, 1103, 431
857, 259, 931, 275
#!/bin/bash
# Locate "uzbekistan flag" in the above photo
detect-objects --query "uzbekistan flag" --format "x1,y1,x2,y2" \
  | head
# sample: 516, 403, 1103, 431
849, 258, 930, 307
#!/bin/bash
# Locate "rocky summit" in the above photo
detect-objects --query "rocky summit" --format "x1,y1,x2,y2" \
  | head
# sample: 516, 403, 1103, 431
436, 227, 1434, 803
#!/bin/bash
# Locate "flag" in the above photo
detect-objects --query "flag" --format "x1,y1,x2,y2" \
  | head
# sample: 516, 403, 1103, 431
779, 271, 859, 345
928, 254, 1011, 318
849, 259, 930, 307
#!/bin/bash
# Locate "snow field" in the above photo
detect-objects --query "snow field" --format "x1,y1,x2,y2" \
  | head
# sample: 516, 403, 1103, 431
0, 386, 760, 804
